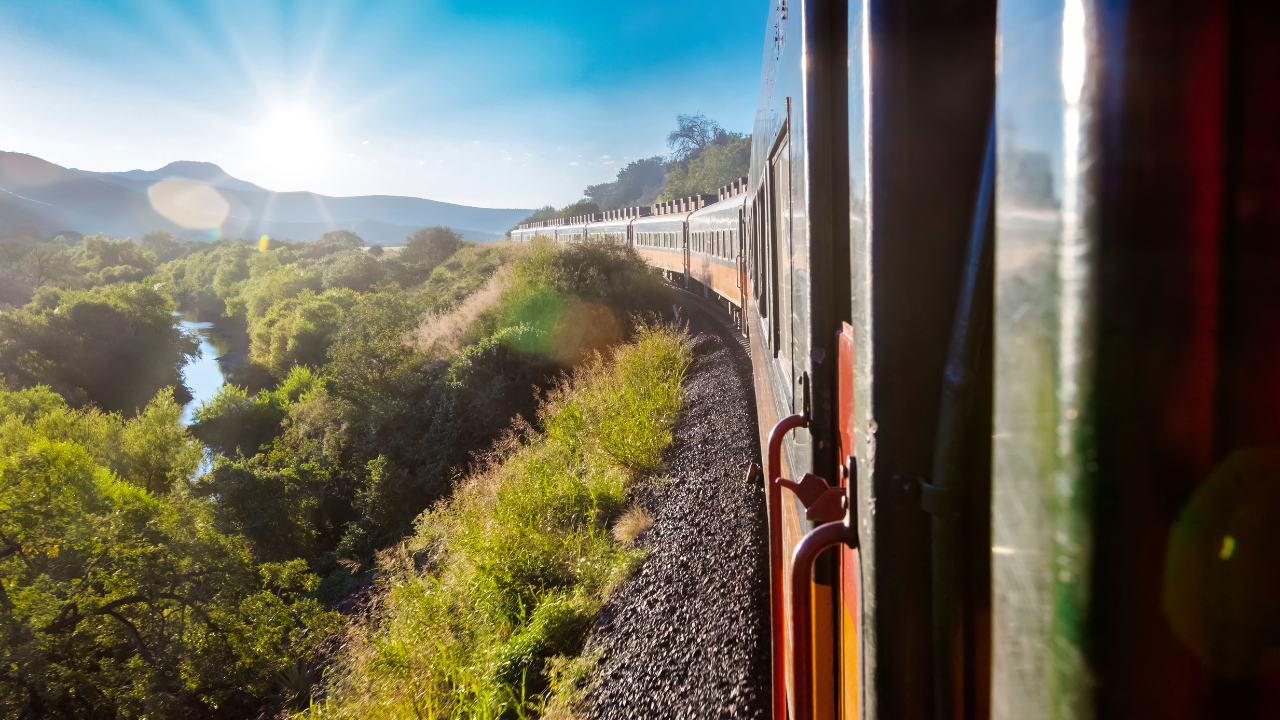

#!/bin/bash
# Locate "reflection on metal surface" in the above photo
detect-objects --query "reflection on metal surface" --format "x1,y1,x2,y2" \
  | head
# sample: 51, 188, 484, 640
847, 2, 875, 716
993, 0, 1098, 717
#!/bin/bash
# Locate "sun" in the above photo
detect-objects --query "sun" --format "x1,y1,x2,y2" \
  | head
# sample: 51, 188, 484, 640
246, 98, 337, 176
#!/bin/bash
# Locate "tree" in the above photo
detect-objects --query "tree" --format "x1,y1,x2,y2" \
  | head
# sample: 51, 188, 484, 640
666, 113, 739, 161
321, 249, 384, 292
75, 233, 157, 276
303, 230, 364, 261
0, 284, 199, 413
403, 226, 463, 270
660, 135, 752, 200
248, 288, 357, 377
17, 245, 77, 288
140, 230, 184, 264
0, 438, 339, 719
585, 156, 667, 210
367, 244, 384, 257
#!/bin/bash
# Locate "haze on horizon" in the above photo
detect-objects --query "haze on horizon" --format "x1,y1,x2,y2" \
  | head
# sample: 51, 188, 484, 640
0, 0, 765, 209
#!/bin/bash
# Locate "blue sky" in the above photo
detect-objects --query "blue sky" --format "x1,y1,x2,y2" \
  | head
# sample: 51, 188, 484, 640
0, 0, 767, 208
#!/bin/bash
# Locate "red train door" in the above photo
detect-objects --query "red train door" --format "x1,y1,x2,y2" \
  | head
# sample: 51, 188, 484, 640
836, 323, 861, 719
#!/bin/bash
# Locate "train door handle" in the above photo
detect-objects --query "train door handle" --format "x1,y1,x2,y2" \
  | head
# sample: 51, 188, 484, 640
791, 521, 858, 720
766, 414, 806, 720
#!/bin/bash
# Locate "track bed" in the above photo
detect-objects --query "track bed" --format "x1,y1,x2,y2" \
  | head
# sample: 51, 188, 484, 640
583, 296, 769, 720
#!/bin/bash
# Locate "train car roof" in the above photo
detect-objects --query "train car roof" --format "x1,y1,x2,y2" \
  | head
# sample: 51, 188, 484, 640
630, 212, 690, 231
687, 193, 747, 221
587, 218, 632, 230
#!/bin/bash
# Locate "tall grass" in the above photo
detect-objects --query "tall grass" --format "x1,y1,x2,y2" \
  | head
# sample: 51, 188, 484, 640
304, 325, 691, 719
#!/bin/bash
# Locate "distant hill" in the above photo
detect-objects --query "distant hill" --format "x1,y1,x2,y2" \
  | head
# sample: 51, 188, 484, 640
79, 160, 272, 194
0, 152, 528, 244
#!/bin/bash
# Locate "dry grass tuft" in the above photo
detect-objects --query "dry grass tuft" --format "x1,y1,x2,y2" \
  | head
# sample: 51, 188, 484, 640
611, 506, 653, 545
411, 268, 510, 357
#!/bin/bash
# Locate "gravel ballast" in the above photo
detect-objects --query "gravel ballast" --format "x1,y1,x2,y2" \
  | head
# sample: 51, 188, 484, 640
583, 298, 770, 720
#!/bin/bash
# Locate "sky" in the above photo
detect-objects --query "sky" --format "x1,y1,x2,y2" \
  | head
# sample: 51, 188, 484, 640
0, 1, 767, 209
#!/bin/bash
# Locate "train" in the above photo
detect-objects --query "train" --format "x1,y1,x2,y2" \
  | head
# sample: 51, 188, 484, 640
512, 181, 751, 328
517, 0, 1280, 719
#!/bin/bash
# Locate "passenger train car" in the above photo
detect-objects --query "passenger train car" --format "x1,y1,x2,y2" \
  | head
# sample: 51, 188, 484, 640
516, 1, 1280, 718
515, 189, 749, 324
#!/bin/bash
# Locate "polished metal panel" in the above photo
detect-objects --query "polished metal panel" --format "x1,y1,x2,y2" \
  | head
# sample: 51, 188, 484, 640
749, 0, 812, 479
993, 0, 1098, 717
846, 1, 872, 717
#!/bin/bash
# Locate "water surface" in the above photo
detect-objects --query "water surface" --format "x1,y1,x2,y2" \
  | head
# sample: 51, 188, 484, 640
177, 312, 235, 424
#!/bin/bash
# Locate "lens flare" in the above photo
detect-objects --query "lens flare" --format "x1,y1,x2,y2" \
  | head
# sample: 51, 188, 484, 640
147, 180, 230, 230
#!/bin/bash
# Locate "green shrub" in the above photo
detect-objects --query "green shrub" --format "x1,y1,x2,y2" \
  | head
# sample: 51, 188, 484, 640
0, 283, 199, 413
0, 403, 339, 719
307, 324, 690, 720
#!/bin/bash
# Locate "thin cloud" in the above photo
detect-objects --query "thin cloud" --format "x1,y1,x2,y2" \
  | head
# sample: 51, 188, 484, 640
569, 161, 578, 165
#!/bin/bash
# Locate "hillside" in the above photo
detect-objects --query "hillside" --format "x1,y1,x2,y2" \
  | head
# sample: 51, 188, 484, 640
0, 152, 530, 243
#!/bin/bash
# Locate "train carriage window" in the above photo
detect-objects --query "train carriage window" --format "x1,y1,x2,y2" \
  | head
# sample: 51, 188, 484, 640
770, 135, 792, 381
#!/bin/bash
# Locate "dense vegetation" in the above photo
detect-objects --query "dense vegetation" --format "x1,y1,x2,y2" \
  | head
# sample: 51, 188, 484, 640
0, 218, 679, 718
512, 113, 750, 230
309, 327, 689, 719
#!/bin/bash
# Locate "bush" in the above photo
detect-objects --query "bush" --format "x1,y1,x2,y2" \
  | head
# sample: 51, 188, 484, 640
307, 324, 690, 719
189, 366, 323, 456
403, 225, 463, 270
322, 249, 385, 292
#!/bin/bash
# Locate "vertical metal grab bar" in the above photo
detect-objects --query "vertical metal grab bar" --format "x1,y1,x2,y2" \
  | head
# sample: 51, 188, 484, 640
790, 521, 858, 720
767, 414, 807, 720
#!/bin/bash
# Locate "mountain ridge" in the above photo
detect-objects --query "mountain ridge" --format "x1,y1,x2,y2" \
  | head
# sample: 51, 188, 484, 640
1, 152, 529, 243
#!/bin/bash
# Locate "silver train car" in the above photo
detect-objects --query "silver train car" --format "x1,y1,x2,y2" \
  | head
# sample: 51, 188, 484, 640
511, 185, 749, 324
687, 191, 747, 326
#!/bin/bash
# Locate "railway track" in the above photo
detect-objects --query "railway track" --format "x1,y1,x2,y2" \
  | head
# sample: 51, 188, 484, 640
583, 293, 768, 720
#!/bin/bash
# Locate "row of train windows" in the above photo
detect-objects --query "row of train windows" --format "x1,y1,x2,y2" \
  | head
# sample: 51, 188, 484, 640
636, 231, 676, 249
588, 232, 625, 243
693, 229, 736, 260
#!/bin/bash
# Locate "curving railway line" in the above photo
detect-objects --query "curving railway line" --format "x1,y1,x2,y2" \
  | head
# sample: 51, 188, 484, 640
516, 0, 1280, 718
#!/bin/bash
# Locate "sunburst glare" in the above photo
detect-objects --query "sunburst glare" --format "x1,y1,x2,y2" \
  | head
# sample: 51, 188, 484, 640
241, 97, 340, 186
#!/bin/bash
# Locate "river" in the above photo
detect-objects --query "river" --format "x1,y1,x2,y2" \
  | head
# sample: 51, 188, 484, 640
176, 312, 239, 424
